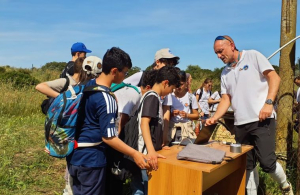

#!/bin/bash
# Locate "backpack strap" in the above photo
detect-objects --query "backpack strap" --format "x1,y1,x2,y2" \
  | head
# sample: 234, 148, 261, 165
111, 82, 140, 94
60, 77, 70, 93
199, 88, 203, 100
199, 88, 212, 100
188, 93, 193, 114
84, 85, 117, 100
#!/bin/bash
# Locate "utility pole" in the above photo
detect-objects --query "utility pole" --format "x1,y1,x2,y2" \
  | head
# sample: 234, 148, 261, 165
276, 0, 297, 182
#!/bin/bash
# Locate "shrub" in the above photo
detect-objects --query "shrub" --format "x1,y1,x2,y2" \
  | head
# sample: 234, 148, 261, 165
0, 71, 40, 88
0, 66, 6, 73
41, 61, 67, 72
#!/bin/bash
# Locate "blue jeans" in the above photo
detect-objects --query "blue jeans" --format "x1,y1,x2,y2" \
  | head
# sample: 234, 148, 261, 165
131, 169, 148, 195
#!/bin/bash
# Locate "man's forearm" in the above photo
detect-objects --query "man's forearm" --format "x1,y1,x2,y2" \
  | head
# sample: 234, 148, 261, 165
265, 70, 281, 101
212, 95, 231, 120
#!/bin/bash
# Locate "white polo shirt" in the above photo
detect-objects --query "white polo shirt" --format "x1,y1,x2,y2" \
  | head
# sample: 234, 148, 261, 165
221, 50, 275, 125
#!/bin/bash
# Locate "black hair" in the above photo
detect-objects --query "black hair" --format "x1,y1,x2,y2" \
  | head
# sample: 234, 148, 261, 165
102, 47, 132, 74
294, 75, 300, 83
179, 70, 187, 83
155, 66, 180, 88
73, 57, 84, 74
71, 51, 85, 57
158, 58, 179, 67
140, 70, 158, 88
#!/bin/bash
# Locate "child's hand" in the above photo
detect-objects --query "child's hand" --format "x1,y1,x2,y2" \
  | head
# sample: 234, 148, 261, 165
147, 151, 166, 171
179, 110, 187, 118
172, 109, 180, 116
132, 151, 150, 169
199, 111, 204, 117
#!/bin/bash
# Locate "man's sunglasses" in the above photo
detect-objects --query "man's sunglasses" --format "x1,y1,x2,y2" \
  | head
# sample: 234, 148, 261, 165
215, 36, 232, 43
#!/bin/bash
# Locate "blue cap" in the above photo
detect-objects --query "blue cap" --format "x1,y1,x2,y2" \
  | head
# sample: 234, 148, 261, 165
71, 42, 92, 53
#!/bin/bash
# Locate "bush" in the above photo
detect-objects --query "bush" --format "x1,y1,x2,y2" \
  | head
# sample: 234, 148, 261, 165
0, 67, 6, 73
0, 71, 40, 88
41, 61, 67, 72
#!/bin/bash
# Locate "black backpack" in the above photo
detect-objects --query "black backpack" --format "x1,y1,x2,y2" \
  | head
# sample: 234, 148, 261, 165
40, 77, 70, 115
194, 88, 212, 100
60, 61, 74, 78
107, 91, 159, 180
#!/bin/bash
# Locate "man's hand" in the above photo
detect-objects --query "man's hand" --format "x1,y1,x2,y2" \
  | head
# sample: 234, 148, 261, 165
132, 151, 150, 169
146, 151, 166, 171
259, 104, 273, 121
205, 117, 218, 126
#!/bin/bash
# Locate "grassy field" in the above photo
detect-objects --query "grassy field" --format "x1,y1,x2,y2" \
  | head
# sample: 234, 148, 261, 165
0, 68, 297, 194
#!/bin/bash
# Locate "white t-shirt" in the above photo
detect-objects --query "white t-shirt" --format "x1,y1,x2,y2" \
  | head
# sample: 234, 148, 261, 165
46, 75, 77, 93
221, 50, 275, 125
196, 88, 211, 114
113, 86, 141, 116
162, 93, 172, 106
170, 92, 198, 123
123, 71, 143, 86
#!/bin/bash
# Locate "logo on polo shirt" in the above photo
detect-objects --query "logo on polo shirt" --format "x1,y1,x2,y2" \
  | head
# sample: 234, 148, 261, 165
185, 103, 189, 107
239, 65, 249, 71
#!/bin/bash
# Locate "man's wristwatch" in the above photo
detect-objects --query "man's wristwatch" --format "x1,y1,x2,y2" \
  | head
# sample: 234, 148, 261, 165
265, 99, 273, 105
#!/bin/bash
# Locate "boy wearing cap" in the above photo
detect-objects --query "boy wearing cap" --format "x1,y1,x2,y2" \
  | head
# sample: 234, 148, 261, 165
60, 42, 92, 78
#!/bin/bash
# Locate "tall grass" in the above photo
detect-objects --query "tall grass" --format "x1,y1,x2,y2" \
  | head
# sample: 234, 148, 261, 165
0, 80, 65, 195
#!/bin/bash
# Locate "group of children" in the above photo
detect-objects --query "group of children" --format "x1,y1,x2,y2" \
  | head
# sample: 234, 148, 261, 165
36, 46, 204, 195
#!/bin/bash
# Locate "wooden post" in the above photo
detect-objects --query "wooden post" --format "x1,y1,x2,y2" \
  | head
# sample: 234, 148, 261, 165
276, 0, 297, 172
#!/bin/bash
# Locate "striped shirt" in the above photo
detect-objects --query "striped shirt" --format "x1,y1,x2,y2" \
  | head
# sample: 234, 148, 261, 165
69, 79, 118, 167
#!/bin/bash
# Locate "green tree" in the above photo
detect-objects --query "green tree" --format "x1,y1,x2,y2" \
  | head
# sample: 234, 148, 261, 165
127, 66, 141, 78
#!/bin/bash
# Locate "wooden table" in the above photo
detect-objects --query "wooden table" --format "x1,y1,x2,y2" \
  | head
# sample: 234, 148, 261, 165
148, 143, 253, 195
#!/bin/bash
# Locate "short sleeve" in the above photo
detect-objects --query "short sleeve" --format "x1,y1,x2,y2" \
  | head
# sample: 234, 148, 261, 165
221, 70, 228, 95
162, 93, 172, 106
46, 78, 68, 93
210, 91, 218, 99
97, 93, 118, 138
141, 95, 159, 118
254, 50, 274, 74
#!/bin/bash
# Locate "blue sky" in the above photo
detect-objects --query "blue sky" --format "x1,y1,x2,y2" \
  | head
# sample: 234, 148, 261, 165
0, 0, 299, 71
